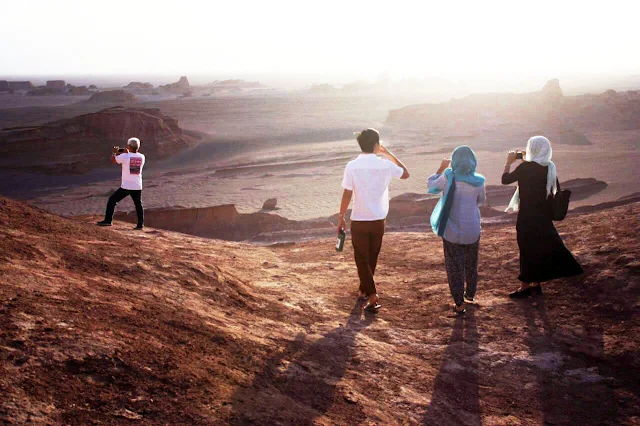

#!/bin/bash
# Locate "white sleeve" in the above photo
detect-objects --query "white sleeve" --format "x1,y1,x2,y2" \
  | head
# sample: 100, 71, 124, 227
115, 153, 127, 164
388, 160, 404, 179
341, 166, 354, 190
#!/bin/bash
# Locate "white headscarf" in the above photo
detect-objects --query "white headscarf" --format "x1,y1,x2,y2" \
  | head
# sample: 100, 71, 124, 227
506, 136, 557, 212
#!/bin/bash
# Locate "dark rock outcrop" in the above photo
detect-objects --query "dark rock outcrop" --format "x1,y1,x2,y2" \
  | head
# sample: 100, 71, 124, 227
0, 80, 9, 92
7, 81, 34, 90
262, 198, 278, 210
0, 107, 200, 174
115, 204, 330, 241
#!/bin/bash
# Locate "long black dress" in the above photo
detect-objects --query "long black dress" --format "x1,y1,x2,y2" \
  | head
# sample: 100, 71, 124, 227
502, 162, 583, 283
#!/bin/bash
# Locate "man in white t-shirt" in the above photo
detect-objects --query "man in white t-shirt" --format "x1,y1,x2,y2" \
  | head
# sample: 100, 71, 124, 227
337, 128, 410, 311
97, 137, 146, 229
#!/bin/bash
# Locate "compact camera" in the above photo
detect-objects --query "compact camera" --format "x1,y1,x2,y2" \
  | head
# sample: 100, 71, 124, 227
515, 151, 525, 160
113, 146, 128, 154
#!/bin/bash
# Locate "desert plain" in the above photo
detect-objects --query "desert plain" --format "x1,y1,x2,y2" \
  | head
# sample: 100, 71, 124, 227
0, 75, 639, 425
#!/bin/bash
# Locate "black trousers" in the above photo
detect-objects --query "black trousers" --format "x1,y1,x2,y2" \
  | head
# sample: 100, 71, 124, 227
104, 188, 143, 226
350, 219, 385, 296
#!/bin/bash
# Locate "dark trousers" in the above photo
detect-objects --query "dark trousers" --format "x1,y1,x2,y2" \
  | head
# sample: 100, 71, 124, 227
443, 238, 479, 306
351, 219, 385, 296
104, 188, 144, 226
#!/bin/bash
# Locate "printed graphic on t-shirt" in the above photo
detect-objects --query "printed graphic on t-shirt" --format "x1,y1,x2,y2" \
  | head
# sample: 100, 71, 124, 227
129, 157, 142, 175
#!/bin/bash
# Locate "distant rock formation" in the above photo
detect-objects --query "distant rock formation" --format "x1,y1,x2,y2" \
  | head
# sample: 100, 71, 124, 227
310, 83, 338, 94
68, 86, 90, 96
124, 82, 154, 90
0, 80, 9, 92
0, 107, 200, 174
540, 78, 563, 100
205, 80, 271, 93
7, 81, 33, 90
384, 79, 637, 147
88, 84, 98, 90
88, 90, 136, 103
161, 76, 190, 94
262, 198, 278, 210
46, 80, 66, 90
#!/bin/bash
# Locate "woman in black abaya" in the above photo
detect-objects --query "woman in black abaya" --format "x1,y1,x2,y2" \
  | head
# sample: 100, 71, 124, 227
502, 136, 583, 297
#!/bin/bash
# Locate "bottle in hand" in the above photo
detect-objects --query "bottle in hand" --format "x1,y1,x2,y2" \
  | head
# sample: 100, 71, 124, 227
336, 229, 346, 252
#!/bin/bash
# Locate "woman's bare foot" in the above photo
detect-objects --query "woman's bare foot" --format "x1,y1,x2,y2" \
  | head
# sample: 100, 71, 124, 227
455, 303, 466, 313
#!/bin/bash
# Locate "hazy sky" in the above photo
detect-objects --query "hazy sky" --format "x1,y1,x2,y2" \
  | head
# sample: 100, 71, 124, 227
1, 0, 638, 81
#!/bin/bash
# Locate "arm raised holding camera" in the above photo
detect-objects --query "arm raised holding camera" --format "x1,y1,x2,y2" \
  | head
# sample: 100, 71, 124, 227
378, 143, 410, 179
502, 150, 525, 184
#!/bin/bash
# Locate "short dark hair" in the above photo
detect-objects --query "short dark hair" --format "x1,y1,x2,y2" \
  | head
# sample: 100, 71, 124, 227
357, 128, 380, 153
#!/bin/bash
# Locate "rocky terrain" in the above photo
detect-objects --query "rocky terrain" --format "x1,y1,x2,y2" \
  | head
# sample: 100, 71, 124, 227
0, 196, 638, 425
109, 177, 628, 244
114, 204, 332, 242
0, 107, 202, 175
386, 79, 640, 151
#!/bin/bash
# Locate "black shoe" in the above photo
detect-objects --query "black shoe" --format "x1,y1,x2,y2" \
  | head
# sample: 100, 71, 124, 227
509, 287, 532, 299
464, 292, 475, 302
531, 285, 543, 296
134, 225, 144, 230
454, 305, 466, 315
96, 221, 112, 227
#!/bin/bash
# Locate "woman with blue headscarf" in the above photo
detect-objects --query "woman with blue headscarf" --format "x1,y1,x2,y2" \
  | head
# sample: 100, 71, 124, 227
502, 136, 583, 298
428, 146, 486, 315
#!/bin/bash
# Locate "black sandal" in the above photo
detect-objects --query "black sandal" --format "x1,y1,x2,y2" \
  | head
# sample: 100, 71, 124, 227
509, 287, 532, 298
454, 305, 466, 315
364, 302, 382, 312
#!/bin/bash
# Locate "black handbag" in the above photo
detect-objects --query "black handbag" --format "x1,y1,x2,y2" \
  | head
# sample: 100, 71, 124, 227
550, 178, 571, 221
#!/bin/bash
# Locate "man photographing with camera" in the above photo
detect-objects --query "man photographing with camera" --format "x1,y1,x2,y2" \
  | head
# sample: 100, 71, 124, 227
97, 137, 146, 229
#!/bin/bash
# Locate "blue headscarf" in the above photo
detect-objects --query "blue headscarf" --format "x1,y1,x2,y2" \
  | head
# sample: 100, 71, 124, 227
428, 146, 486, 237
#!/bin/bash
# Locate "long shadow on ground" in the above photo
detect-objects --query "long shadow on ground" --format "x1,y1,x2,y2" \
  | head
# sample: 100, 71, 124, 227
422, 308, 481, 425
229, 302, 377, 425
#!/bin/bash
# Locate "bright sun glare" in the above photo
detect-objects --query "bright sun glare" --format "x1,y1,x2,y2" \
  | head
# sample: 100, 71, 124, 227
1, 0, 638, 79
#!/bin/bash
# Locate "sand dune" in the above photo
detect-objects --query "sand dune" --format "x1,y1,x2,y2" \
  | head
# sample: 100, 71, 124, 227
1, 196, 638, 424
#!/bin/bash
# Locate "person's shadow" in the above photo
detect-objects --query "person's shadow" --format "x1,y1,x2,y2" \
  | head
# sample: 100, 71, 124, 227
517, 283, 631, 426
422, 308, 481, 426
228, 302, 377, 425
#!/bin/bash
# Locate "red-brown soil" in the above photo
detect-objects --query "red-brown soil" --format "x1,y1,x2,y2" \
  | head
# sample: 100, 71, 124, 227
1, 196, 638, 425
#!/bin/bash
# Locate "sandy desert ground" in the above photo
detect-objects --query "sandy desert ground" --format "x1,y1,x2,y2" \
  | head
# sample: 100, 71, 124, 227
1, 196, 638, 425
1, 87, 638, 227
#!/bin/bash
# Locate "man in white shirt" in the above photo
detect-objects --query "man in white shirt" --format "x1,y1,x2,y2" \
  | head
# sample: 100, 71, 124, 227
97, 137, 146, 229
337, 128, 410, 311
